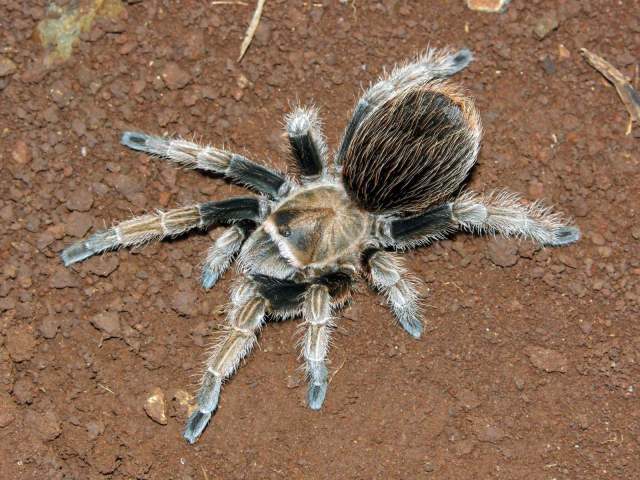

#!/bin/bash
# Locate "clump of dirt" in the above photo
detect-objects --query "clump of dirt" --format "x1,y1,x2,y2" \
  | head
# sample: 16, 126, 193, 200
0, 1, 638, 479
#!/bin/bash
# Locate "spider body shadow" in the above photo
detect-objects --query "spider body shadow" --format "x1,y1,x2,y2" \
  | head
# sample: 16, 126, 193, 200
61, 48, 580, 443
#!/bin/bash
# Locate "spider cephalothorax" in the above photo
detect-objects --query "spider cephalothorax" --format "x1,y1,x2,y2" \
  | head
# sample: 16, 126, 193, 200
60, 48, 580, 443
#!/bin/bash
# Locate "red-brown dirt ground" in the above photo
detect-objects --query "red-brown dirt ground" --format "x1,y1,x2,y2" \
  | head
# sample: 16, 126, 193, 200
1, 1, 639, 478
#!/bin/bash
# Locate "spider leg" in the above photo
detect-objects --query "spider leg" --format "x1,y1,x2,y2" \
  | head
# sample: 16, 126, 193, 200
336, 47, 473, 165
60, 197, 265, 267
452, 190, 581, 246
366, 251, 423, 338
300, 284, 334, 410
376, 191, 580, 248
201, 223, 249, 289
121, 132, 291, 198
285, 106, 328, 179
184, 280, 266, 444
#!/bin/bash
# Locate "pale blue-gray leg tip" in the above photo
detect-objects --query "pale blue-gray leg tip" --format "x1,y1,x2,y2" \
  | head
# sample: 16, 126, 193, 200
201, 270, 218, 290
397, 310, 423, 339
307, 382, 327, 410
402, 320, 423, 339
121, 131, 151, 151
183, 410, 211, 444
452, 48, 473, 71
307, 361, 328, 410
549, 226, 581, 247
60, 242, 95, 267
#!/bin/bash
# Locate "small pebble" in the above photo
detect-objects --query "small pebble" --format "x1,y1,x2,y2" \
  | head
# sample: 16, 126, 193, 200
534, 11, 559, 40
90, 312, 121, 338
144, 388, 168, 425
6, 325, 37, 362
66, 189, 94, 212
161, 62, 191, 90
0, 56, 17, 77
486, 238, 519, 267
525, 346, 568, 373
465, 0, 510, 13
39, 315, 61, 339
64, 211, 93, 238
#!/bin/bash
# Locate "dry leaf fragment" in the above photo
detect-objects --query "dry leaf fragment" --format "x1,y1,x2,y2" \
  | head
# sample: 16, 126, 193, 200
581, 48, 640, 135
238, 0, 266, 62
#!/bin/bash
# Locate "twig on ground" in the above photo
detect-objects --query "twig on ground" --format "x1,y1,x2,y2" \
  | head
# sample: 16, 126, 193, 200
238, 0, 266, 62
211, 1, 248, 5
581, 48, 640, 135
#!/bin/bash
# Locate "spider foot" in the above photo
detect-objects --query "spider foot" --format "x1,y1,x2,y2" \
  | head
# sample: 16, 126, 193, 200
121, 131, 153, 151
183, 410, 211, 444
397, 308, 423, 339
308, 382, 328, 410
183, 372, 222, 443
450, 48, 473, 74
201, 269, 220, 290
60, 230, 118, 267
307, 361, 328, 410
548, 226, 581, 246
60, 242, 96, 267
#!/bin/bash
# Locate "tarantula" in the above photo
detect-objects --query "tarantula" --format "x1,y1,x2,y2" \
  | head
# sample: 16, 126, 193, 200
61, 48, 580, 443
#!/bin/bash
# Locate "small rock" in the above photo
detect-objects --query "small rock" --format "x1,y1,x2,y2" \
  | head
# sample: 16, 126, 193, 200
91, 436, 120, 474
486, 238, 519, 267
26, 410, 62, 441
286, 372, 304, 389
173, 389, 196, 417
0, 410, 15, 428
557, 253, 578, 269
66, 189, 94, 211
36, 231, 55, 251
5, 325, 37, 362
86, 420, 105, 440
578, 319, 592, 334
558, 44, 571, 59
90, 312, 121, 338
12, 377, 34, 404
513, 376, 525, 390
65, 211, 93, 238
171, 290, 198, 316
0, 56, 17, 77
12, 140, 31, 164
144, 388, 167, 425
112, 173, 143, 200
590, 232, 605, 246
39, 316, 61, 339
424, 462, 436, 473
541, 55, 556, 75
534, 11, 559, 40
475, 423, 506, 443
525, 346, 568, 373
87, 256, 119, 277
184, 31, 205, 60
50, 267, 79, 289
455, 388, 482, 410
575, 413, 591, 430
470, 416, 507, 444
161, 62, 191, 90
465, 0, 510, 12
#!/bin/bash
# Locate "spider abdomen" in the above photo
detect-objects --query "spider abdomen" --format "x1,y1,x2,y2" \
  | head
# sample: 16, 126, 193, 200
341, 81, 481, 215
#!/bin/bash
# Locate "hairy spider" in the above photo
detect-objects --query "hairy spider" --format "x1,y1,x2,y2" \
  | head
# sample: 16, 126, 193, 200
61, 48, 580, 443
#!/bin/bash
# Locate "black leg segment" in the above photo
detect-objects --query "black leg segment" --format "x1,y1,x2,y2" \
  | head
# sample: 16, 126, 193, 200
200, 197, 263, 226
227, 155, 287, 198
389, 203, 454, 242
289, 133, 324, 177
